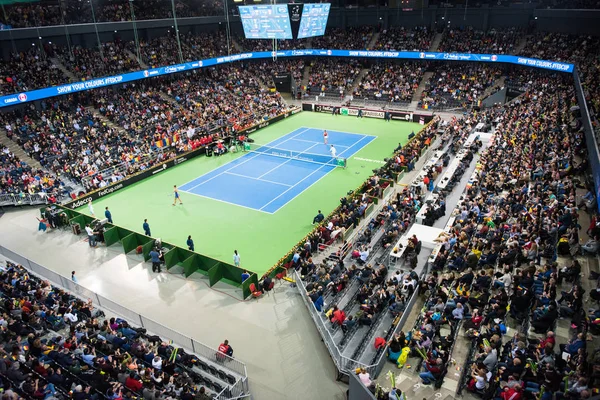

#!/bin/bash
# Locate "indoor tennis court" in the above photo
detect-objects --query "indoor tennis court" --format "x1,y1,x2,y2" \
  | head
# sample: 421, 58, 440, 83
179, 128, 376, 213
76, 113, 419, 274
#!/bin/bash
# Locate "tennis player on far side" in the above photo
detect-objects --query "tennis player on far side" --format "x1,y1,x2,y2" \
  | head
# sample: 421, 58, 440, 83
173, 185, 183, 206
323, 130, 328, 145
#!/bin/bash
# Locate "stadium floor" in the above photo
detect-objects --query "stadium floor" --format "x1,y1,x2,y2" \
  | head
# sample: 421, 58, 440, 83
77, 112, 419, 275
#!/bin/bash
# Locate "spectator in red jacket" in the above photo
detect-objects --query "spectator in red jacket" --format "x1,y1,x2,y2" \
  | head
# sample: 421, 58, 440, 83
331, 308, 346, 326
125, 372, 143, 392
500, 384, 523, 400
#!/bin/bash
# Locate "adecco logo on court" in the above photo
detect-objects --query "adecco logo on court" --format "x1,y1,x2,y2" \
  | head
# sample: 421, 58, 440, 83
70, 197, 92, 209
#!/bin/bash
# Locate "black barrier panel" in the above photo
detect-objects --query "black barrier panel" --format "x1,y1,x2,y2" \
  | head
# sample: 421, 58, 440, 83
413, 113, 435, 124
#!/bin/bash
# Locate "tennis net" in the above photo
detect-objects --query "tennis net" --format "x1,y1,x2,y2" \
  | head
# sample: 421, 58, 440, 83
243, 142, 347, 168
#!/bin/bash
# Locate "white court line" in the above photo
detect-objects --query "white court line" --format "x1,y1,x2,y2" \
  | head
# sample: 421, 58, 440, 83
256, 142, 321, 180
289, 138, 350, 148
298, 126, 379, 140
224, 172, 292, 187
182, 127, 311, 192
182, 191, 275, 214
259, 135, 372, 212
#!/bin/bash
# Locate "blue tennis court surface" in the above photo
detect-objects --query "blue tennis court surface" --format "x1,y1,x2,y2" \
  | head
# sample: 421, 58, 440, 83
179, 127, 376, 213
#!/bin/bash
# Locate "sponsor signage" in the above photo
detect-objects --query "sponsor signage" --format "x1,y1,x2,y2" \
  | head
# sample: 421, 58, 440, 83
0, 50, 574, 108
320, 105, 413, 121
63, 109, 300, 208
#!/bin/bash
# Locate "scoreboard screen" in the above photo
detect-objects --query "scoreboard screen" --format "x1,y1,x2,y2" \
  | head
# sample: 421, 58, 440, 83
297, 3, 331, 39
239, 5, 293, 40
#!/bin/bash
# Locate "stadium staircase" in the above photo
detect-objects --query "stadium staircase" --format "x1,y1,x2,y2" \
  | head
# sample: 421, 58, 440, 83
231, 38, 244, 54
84, 106, 129, 136
48, 57, 78, 82
479, 75, 507, 101
124, 48, 148, 69
367, 31, 380, 50
347, 68, 371, 99
404, 32, 443, 110
0, 128, 42, 170
301, 63, 311, 92
409, 72, 433, 110
513, 35, 530, 55
429, 32, 444, 52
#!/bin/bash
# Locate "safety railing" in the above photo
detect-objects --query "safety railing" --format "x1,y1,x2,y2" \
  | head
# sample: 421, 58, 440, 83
294, 268, 421, 379
0, 192, 64, 207
0, 244, 249, 399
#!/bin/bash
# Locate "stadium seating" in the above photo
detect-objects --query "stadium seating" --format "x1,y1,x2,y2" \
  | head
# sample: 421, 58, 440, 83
0, 47, 65, 95
352, 62, 426, 106
312, 26, 375, 50
52, 42, 140, 80
0, 260, 244, 398
420, 64, 501, 109
437, 27, 522, 55
373, 26, 434, 52
0, 0, 224, 28
307, 59, 363, 98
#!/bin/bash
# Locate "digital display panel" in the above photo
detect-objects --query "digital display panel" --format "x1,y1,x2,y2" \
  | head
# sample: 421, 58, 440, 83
239, 5, 293, 39
297, 3, 331, 39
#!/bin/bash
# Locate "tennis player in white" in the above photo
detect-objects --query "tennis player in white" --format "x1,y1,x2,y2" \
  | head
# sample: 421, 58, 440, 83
88, 200, 95, 217
330, 145, 337, 158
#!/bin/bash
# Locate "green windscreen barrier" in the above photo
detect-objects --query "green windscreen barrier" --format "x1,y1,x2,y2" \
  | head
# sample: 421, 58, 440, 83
103, 227, 120, 247
69, 215, 86, 230
221, 264, 245, 286
56, 205, 247, 297
142, 240, 155, 262
197, 254, 219, 272
163, 248, 180, 269
121, 233, 138, 254
208, 263, 224, 287
181, 254, 200, 277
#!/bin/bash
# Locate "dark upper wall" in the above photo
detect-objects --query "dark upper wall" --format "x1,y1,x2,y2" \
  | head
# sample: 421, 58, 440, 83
1, 6, 599, 56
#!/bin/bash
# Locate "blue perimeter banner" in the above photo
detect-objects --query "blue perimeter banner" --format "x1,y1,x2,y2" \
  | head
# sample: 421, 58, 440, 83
0, 49, 574, 108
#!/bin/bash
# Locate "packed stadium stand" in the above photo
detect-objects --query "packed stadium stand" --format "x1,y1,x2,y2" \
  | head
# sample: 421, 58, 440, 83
0, 2, 600, 400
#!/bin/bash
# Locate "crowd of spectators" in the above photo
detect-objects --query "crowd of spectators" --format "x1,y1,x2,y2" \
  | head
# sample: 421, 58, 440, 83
0, 146, 64, 198
308, 59, 363, 96
438, 27, 522, 55
352, 62, 426, 104
0, 97, 144, 189
420, 63, 501, 109
405, 70, 594, 398
521, 32, 599, 63
0, 0, 225, 28
53, 42, 139, 81
312, 26, 375, 50
0, 47, 65, 95
127, 31, 233, 69
373, 26, 434, 52
236, 38, 306, 52
0, 260, 232, 399
0, 61, 290, 192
